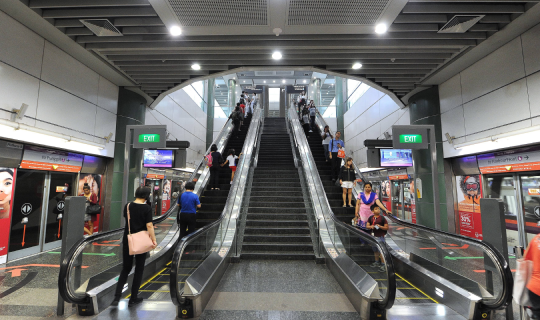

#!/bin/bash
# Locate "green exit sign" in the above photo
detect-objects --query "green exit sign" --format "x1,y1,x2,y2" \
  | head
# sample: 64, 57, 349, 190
139, 134, 160, 143
399, 134, 422, 143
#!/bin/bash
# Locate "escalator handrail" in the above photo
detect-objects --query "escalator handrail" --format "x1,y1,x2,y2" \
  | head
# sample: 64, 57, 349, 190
59, 117, 237, 305
288, 107, 396, 310
313, 112, 513, 310
58, 203, 177, 304
170, 107, 263, 306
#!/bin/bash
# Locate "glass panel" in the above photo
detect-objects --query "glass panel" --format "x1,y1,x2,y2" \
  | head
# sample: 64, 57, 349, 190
269, 88, 280, 111
484, 175, 519, 251
520, 174, 540, 245
9, 170, 46, 252
391, 181, 402, 219
44, 173, 76, 244
402, 180, 413, 223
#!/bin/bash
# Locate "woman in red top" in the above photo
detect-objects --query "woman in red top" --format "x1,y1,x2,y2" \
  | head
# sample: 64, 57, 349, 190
80, 183, 98, 235
525, 234, 540, 318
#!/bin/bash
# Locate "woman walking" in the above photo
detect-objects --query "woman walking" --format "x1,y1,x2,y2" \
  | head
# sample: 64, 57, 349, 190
112, 187, 157, 307
339, 157, 356, 207
355, 182, 391, 234
80, 183, 98, 235
208, 144, 224, 190
321, 126, 332, 162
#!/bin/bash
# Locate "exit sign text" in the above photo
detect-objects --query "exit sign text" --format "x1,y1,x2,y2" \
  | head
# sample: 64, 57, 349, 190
139, 134, 160, 143
399, 134, 422, 144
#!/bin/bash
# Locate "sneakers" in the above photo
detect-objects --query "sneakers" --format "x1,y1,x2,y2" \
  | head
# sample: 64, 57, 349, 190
230, 181, 232, 184
378, 265, 386, 273
128, 297, 144, 307
370, 261, 380, 268
309, 130, 313, 132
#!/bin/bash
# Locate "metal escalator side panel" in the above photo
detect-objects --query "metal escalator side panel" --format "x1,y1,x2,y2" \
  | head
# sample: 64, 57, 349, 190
170, 108, 264, 313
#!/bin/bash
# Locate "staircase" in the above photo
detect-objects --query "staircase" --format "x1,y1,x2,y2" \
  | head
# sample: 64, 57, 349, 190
241, 117, 315, 260
196, 115, 252, 228
305, 128, 356, 223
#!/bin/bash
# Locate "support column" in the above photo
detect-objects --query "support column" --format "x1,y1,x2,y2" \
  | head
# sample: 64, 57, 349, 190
206, 78, 215, 149
311, 78, 321, 107
408, 86, 455, 232
335, 76, 346, 137
109, 88, 147, 229
228, 79, 237, 115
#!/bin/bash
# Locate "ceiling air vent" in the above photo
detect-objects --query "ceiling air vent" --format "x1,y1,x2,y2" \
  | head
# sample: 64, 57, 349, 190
438, 15, 485, 33
80, 19, 123, 36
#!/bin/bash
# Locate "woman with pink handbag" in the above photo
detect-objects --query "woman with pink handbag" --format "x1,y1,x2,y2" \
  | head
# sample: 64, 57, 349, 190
111, 187, 157, 307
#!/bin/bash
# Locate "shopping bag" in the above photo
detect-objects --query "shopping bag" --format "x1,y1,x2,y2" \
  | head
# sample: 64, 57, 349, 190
337, 148, 346, 159
513, 258, 533, 305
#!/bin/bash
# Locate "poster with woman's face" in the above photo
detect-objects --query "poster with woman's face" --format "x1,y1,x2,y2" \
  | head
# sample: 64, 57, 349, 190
162, 180, 171, 201
0, 168, 15, 220
78, 174, 102, 203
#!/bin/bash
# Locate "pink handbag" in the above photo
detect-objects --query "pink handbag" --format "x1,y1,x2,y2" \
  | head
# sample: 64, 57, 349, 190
126, 203, 154, 255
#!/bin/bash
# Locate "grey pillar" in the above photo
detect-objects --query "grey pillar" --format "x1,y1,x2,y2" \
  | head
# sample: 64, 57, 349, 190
335, 76, 346, 137
311, 78, 321, 107
206, 78, 215, 149
228, 79, 237, 114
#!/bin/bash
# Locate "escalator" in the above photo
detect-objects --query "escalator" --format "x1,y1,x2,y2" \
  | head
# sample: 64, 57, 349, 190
299, 109, 513, 319
58, 111, 258, 316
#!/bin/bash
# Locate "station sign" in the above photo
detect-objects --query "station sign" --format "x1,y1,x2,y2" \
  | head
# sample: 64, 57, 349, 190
477, 145, 540, 174
392, 126, 428, 150
133, 126, 167, 149
20, 146, 83, 172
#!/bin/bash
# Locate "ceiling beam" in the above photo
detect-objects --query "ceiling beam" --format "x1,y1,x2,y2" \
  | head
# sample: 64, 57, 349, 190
42, 7, 157, 19
347, 69, 433, 74
408, 0, 538, 2
393, 14, 448, 23
99, 48, 461, 55
76, 32, 486, 43
479, 15, 512, 23
374, 78, 421, 82
402, 3, 525, 14
65, 28, 93, 36
85, 39, 477, 50
119, 65, 230, 71
55, 19, 84, 27
29, 0, 150, 8
113, 17, 164, 26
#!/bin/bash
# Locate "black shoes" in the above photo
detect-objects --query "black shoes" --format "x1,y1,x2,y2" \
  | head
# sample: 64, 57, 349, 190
128, 297, 144, 307
110, 298, 120, 307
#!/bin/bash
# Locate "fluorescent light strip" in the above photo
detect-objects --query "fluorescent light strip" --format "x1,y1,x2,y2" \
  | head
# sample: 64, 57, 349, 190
0, 119, 106, 154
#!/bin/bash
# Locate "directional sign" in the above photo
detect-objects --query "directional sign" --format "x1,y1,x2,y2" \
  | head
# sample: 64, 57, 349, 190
21, 203, 32, 215
392, 125, 429, 149
57, 201, 65, 212
535, 206, 540, 219
133, 126, 167, 149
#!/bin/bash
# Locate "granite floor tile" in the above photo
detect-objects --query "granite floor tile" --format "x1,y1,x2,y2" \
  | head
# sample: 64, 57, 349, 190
200, 310, 361, 320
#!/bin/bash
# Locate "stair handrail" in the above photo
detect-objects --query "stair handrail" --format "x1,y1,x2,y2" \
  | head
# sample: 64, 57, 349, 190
287, 106, 397, 310
312, 112, 513, 311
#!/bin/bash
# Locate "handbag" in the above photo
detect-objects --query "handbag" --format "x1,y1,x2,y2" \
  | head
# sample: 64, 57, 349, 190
337, 148, 346, 159
513, 258, 533, 305
86, 204, 101, 215
126, 203, 155, 255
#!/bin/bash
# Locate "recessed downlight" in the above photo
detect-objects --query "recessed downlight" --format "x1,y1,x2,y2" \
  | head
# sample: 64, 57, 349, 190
264, 81, 266, 83
191, 64, 201, 70
375, 23, 387, 34
352, 63, 363, 70
282, 80, 285, 83
273, 80, 275, 83
169, 26, 182, 36
303, 80, 307, 83
272, 51, 282, 60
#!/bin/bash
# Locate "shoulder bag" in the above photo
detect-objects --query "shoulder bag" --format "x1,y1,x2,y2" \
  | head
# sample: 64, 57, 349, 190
126, 203, 155, 255
513, 258, 533, 305
86, 204, 101, 215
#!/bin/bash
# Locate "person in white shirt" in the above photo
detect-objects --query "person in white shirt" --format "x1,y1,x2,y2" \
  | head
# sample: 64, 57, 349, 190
221, 149, 241, 184
321, 125, 333, 162
248, 93, 257, 115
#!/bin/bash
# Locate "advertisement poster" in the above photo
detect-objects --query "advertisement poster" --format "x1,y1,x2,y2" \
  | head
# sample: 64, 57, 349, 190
388, 169, 409, 180
161, 179, 171, 215
409, 179, 416, 224
20, 146, 83, 172
456, 175, 483, 240
0, 168, 16, 264
381, 180, 392, 214
78, 174, 102, 235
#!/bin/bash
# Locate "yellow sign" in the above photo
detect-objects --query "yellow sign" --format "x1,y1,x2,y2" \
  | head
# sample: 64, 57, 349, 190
182, 310, 187, 315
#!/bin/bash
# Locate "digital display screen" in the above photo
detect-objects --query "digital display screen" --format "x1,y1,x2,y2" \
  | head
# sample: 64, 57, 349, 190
380, 149, 413, 167
143, 150, 174, 168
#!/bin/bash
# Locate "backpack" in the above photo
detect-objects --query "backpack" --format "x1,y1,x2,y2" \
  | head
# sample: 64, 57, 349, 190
309, 107, 316, 116
233, 111, 241, 121
205, 154, 213, 167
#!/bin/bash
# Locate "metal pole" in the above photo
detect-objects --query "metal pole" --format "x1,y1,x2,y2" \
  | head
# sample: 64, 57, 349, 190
122, 126, 132, 208
429, 126, 441, 229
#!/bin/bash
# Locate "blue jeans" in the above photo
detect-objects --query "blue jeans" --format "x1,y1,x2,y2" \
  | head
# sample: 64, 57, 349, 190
372, 236, 386, 252
323, 144, 329, 161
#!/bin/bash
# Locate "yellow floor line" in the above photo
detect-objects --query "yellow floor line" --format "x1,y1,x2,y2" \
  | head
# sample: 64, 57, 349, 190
150, 281, 170, 283
396, 297, 433, 300
139, 290, 170, 293
126, 267, 168, 299
395, 273, 438, 304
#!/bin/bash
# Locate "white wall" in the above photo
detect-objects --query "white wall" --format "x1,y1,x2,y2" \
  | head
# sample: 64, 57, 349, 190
213, 118, 228, 141
145, 89, 207, 169
439, 22, 540, 158
344, 87, 410, 167
0, 10, 118, 157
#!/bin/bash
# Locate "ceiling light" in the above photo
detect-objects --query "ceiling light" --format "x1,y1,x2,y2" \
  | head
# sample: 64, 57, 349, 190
264, 81, 266, 83
303, 80, 306, 83
282, 80, 285, 83
272, 51, 282, 60
273, 80, 275, 83
352, 63, 363, 70
375, 23, 387, 34
191, 64, 201, 70
169, 26, 182, 36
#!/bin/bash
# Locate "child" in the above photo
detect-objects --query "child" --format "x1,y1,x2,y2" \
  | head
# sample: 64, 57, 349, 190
366, 204, 389, 273
221, 149, 241, 184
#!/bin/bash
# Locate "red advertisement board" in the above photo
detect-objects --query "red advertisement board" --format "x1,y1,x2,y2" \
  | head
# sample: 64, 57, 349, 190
381, 180, 392, 214
456, 175, 483, 240
0, 168, 16, 264
161, 179, 171, 215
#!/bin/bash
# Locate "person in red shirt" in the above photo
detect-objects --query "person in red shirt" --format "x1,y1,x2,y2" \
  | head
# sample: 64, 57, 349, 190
80, 183, 98, 235
366, 204, 389, 273
525, 234, 540, 318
